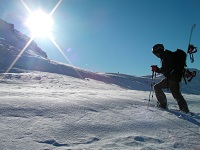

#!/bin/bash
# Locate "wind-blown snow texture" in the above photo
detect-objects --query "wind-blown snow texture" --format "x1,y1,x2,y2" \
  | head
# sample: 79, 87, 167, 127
0, 19, 200, 150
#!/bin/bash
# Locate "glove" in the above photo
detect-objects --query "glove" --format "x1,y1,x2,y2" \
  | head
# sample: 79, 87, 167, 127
151, 65, 159, 72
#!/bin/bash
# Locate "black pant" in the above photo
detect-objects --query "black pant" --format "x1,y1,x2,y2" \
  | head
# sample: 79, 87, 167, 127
154, 78, 189, 112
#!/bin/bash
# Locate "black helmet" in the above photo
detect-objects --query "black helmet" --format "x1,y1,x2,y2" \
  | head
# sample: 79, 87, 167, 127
152, 44, 164, 54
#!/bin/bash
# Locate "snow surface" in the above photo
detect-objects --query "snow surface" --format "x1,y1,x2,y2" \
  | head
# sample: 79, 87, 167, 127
0, 71, 200, 150
0, 18, 200, 150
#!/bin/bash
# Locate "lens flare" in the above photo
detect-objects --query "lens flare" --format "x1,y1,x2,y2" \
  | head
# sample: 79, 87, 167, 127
25, 10, 54, 38
6, 0, 82, 79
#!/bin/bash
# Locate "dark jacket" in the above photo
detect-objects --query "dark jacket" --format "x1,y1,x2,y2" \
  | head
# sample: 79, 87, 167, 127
158, 50, 182, 82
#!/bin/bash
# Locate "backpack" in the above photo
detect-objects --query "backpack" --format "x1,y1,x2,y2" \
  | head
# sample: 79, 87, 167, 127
173, 49, 196, 84
173, 49, 187, 82
173, 49, 187, 70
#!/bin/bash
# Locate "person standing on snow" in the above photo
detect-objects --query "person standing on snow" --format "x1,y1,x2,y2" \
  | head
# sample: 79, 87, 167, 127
151, 44, 189, 113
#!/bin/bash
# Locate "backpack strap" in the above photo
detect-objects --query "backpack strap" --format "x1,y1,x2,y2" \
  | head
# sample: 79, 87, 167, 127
184, 69, 197, 83
183, 69, 187, 84
188, 71, 196, 82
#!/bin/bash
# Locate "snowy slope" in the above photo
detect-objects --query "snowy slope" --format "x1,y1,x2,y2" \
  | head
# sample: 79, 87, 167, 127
0, 71, 200, 150
0, 19, 200, 149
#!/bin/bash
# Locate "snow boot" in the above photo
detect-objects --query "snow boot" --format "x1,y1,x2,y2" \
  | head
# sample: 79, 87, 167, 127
156, 102, 167, 110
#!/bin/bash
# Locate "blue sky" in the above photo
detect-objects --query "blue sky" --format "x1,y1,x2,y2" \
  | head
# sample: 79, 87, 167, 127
0, 0, 200, 76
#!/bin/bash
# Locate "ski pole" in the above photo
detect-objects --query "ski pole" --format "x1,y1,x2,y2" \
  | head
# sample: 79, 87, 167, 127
148, 71, 156, 108
151, 72, 156, 101
148, 71, 154, 101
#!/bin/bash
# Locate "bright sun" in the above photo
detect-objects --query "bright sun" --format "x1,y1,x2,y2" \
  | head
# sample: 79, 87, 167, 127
25, 10, 54, 38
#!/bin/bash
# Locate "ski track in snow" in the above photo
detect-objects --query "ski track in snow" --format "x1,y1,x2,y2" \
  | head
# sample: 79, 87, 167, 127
0, 72, 200, 150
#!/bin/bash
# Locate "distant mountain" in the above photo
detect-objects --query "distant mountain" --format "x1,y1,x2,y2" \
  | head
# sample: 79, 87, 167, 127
0, 19, 121, 86
0, 19, 199, 94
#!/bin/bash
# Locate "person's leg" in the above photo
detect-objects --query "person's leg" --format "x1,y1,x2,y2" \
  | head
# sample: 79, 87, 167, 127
169, 80, 189, 113
154, 78, 168, 108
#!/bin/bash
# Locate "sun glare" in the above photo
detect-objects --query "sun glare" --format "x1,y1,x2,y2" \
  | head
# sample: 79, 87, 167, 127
25, 10, 53, 38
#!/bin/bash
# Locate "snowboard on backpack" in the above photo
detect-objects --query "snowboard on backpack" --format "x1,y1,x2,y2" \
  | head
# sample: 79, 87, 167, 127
173, 49, 196, 83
